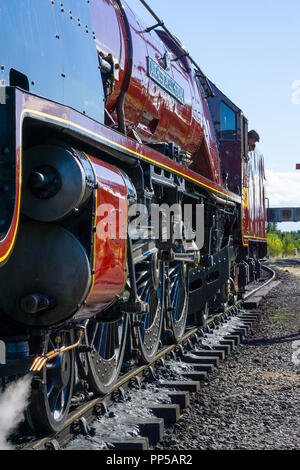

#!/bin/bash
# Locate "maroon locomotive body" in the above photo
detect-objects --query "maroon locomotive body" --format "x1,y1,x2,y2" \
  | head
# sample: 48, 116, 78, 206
0, 0, 267, 434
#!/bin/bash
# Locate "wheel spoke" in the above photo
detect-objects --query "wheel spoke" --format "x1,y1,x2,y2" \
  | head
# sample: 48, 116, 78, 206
138, 278, 151, 298
48, 388, 59, 414
171, 278, 181, 318
85, 315, 128, 395
46, 378, 55, 399
105, 324, 115, 359
136, 270, 149, 285
165, 248, 189, 343
27, 332, 75, 434
88, 321, 99, 346
132, 237, 164, 363
97, 324, 107, 357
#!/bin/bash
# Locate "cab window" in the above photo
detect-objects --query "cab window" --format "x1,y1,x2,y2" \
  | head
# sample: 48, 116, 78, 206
220, 102, 236, 140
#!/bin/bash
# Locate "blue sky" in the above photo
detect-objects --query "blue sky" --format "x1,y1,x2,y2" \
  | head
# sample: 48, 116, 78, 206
126, 0, 300, 230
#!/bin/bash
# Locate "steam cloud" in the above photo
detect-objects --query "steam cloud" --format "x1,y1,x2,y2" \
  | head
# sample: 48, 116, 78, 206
0, 374, 32, 450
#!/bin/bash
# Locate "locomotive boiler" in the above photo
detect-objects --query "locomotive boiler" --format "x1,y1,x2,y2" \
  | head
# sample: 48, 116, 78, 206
0, 0, 267, 434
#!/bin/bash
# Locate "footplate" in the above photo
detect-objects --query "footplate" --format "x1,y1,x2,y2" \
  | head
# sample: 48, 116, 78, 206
119, 299, 150, 315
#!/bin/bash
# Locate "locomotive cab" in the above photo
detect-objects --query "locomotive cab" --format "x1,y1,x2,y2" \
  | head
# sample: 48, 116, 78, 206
206, 79, 248, 195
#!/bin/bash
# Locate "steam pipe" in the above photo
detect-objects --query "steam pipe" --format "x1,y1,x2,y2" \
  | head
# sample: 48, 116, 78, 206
208, 190, 236, 209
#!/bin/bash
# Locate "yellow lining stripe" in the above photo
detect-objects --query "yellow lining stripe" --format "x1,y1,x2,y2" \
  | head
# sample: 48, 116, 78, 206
240, 163, 267, 245
83, 152, 97, 301
87, 185, 97, 300
82, 155, 128, 302
0, 109, 23, 263
22, 108, 239, 201
241, 204, 249, 247
244, 235, 267, 241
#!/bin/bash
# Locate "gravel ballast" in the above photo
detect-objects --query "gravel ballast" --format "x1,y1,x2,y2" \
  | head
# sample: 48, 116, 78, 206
157, 265, 300, 450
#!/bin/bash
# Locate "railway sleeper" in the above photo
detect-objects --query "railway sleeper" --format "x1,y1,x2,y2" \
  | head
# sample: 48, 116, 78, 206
157, 380, 201, 393
168, 391, 190, 411
149, 404, 181, 425
104, 438, 150, 451
18, 267, 275, 449
182, 353, 220, 367
186, 363, 214, 373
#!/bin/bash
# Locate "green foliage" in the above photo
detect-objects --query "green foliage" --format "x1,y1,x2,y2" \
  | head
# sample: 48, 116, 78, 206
267, 223, 300, 257
267, 232, 282, 257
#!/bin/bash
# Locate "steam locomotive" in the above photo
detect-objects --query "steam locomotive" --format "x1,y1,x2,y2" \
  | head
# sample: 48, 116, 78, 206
0, 0, 267, 434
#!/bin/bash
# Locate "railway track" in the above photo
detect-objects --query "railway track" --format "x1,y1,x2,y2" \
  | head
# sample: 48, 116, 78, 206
19, 265, 276, 451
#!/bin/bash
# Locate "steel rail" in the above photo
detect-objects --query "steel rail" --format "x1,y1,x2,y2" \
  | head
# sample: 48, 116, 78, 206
21, 265, 276, 450
244, 264, 276, 299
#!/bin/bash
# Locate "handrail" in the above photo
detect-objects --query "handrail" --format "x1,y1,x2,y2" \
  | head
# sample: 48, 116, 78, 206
138, 0, 214, 97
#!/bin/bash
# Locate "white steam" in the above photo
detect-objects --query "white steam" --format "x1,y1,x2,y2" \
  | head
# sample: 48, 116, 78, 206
0, 375, 32, 450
